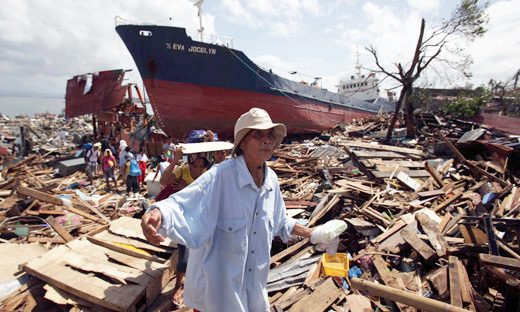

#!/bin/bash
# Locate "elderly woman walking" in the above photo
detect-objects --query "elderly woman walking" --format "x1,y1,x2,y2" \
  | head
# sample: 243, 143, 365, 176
141, 108, 345, 312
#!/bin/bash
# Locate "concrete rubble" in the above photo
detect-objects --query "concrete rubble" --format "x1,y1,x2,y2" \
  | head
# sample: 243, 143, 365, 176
1, 112, 520, 311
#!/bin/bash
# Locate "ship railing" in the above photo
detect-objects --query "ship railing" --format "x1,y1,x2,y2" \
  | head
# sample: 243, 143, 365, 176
185, 30, 234, 48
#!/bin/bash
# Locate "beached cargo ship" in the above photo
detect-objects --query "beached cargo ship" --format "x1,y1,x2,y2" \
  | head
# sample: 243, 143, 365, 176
115, 24, 395, 139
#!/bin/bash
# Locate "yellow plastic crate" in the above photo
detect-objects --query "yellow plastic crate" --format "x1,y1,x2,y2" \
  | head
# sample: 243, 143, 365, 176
322, 253, 349, 277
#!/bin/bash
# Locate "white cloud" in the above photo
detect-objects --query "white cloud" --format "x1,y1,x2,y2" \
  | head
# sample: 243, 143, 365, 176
468, 0, 520, 86
406, 0, 440, 12
0, 0, 208, 95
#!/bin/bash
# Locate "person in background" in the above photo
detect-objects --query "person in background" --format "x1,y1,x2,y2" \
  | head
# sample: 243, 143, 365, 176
119, 139, 127, 154
141, 108, 346, 311
124, 155, 141, 196
157, 149, 209, 306
212, 149, 227, 165
86, 142, 101, 185
119, 146, 133, 182
136, 148, 149, 188
164, 137, 176, 163
101, 139, 117, 159
152, 156, 172, 183
101, 149, 117, 191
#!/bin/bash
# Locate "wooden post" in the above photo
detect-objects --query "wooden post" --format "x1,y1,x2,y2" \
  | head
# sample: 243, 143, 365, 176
350, 278, 468, 312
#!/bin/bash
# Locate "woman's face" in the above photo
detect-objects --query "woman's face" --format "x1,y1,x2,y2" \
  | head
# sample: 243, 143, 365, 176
190, 158, 206, 179
240, 129, 275, 163
214, 150, 226, 164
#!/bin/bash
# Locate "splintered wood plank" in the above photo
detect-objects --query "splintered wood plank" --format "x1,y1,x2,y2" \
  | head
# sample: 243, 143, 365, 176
270, 238, 309, 264
24, 256, 145, 311
287, 278, 342, 312
433, 192, 462, 212
448, 256, 463, 308
425, 266, 449, 298
425, 162, 445, 187
365, 159, 426, 169
47, 245, 153, 286
353, 150, 409, 159
400, 228, 435, 261
457, 259, 477, 311
17, 186, 63, 205
396, 171, 422, 191
416, 212, 448, 257
109, 216, 176, 248
372, 256, 404, 290
67, 239, 173, 306
371, 170, 430, 179
46, 216, 74, 242
460, 225, 488, 244
87, 235, 166, 263
94, 230, 173, 253
373, 219, 407, 244
479, 254, 520, 271
339, 141, 426, 156
346, 294, 372, 312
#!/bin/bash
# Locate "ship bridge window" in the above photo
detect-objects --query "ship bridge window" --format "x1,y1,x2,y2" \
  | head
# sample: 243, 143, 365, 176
139, 30, 152, 37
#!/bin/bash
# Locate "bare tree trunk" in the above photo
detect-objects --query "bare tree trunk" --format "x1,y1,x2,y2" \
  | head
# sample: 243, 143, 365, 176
384, 89, 407, 143
405, 92, 416, 137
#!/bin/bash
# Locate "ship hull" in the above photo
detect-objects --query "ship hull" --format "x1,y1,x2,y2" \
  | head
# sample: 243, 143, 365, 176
116, 25, 394, 139
146, 79, 375, 138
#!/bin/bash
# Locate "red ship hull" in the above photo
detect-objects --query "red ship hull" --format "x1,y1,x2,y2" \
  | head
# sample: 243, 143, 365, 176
145, 79, 374, 139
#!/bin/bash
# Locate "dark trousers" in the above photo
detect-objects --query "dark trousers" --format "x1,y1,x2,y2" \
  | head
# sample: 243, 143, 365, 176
176, 244, 189, 273
126, 175, 139, 193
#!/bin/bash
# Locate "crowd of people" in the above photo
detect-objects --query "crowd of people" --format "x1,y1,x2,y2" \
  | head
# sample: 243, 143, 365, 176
82, 130, 228, 198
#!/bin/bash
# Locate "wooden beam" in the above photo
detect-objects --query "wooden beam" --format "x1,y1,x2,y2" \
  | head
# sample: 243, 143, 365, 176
400, 228, 435, 260
17, 186, 63, 206
479, 253, 520, 272
433, 192, 462, 213
416, 212, 448, 257
424, 162, 444, 187
46, 216, 74, 242
287, 278, 342, 312
270, 239, 309, 264
351, 278, 468, 312
339, 140, 426, 156
87, 236, 166, 263
448, 256, 463, 308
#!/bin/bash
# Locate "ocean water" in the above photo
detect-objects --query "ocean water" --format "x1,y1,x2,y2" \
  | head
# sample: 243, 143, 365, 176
0, 95, 65, 117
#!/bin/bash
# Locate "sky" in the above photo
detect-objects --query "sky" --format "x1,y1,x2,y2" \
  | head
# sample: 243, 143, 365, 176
0, 0, 518, 100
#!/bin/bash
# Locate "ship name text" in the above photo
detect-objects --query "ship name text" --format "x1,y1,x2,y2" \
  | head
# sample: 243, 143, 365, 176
166, 42, 216, 55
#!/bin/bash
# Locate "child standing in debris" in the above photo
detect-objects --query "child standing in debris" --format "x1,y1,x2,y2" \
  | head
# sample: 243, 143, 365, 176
141, 108, 346, 312
86, 142, 101, 185
101, 149, 117, 191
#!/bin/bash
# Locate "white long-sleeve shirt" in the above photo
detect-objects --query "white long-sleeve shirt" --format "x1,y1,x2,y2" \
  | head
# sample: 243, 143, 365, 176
150, 155, 297, 311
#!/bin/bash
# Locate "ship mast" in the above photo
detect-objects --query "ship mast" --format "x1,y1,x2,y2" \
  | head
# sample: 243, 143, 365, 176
355, 47, 361, 78
194, 0, 205, 42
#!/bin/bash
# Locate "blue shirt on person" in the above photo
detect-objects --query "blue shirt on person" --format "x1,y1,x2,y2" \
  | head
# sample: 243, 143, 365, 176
149, 155, 297, 312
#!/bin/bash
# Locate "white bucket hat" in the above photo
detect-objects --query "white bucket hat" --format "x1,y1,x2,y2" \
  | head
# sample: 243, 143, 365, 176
233, 107, 286, 155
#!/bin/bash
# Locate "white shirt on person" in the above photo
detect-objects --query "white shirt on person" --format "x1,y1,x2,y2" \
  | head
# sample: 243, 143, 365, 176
149, 155, 297, 312
136, 153, 148, 162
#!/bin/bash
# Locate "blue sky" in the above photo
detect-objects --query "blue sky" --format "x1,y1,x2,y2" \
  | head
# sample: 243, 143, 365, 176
0, 0, 518, 99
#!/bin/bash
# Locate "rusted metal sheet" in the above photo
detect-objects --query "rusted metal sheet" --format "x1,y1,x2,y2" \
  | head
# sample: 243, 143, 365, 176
471, 113, 520, 135
65, 69, 129, 118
